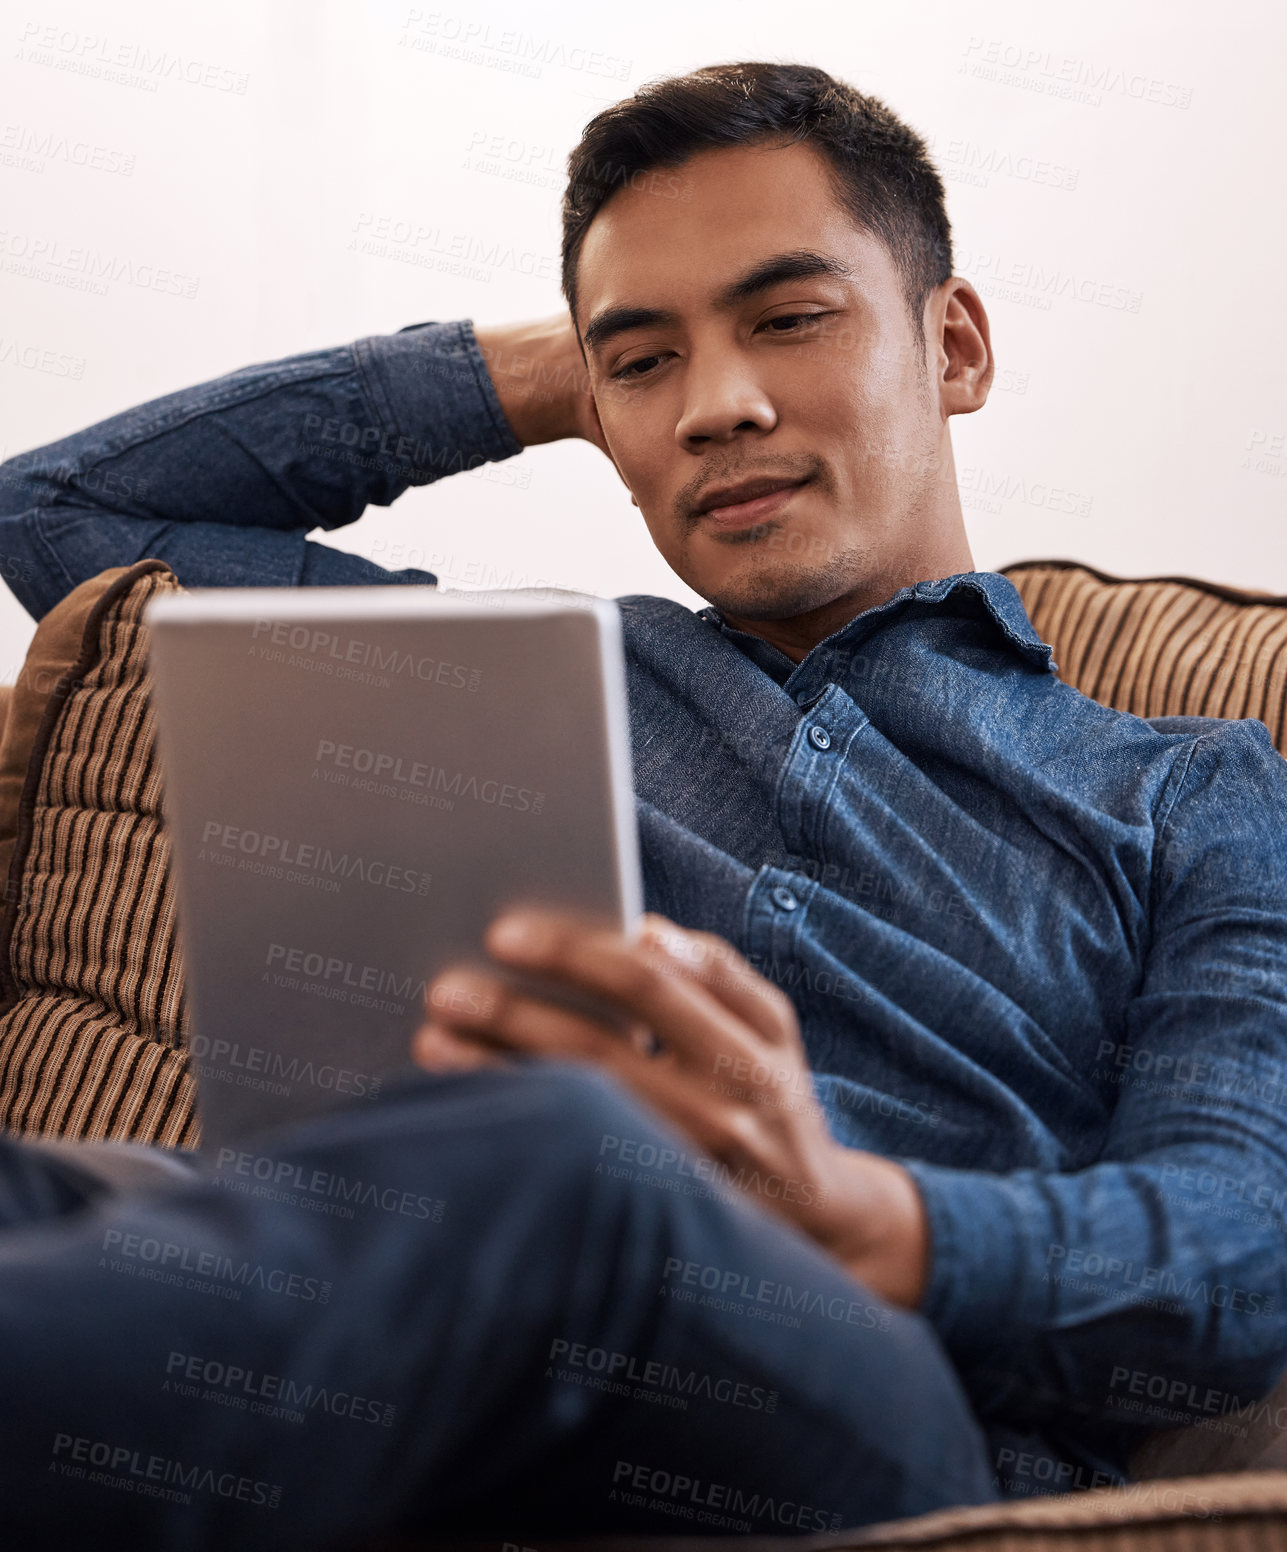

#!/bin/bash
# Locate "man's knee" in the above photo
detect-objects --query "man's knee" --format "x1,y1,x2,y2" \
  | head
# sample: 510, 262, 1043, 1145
509, 1059, 675, 1167
353, 1059, 679, 1183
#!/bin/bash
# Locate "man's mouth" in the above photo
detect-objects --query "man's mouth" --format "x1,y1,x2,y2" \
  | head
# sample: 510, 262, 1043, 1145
695, 476, 811, 529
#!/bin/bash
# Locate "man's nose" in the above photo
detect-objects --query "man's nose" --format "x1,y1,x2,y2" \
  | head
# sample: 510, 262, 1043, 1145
674, 354, 777, 447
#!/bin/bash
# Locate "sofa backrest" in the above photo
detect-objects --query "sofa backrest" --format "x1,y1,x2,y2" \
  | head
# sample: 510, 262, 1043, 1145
0, 555, 1282, 1147
1001, 559, 1287, 754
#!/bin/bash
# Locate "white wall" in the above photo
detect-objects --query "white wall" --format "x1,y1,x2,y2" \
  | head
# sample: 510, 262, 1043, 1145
2, 0, 1283, 677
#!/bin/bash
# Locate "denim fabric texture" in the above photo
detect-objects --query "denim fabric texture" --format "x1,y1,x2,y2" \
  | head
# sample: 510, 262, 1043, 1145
0, 1064, 1001, 1546
2, 318, 1286, 1489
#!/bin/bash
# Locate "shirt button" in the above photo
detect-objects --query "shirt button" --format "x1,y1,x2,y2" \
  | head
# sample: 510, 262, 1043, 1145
808, 725, 831, 750
771, 886, 799, 912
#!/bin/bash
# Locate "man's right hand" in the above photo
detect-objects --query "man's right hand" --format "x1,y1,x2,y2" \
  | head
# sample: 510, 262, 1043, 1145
472, 313, 612, 458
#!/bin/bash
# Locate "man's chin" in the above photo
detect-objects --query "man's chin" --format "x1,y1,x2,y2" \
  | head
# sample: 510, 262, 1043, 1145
698, 558, 867, 624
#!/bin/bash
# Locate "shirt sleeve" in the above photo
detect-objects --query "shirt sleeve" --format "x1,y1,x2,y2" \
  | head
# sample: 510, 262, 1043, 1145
0, 1137, 112, 1228
900, 716, 1287, 1439
0, 319, 524, 619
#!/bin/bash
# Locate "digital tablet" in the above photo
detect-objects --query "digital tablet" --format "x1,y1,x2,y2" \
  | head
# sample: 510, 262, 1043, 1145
144, 584, 642, 1154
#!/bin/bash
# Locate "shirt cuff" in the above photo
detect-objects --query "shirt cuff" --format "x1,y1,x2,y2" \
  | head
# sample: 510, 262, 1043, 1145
352, 318, 525, 477
899, 1157, 1044, 1365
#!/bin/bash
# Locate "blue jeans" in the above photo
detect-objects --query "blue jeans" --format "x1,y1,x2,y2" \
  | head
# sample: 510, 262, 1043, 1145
0, 1061, 998, 1548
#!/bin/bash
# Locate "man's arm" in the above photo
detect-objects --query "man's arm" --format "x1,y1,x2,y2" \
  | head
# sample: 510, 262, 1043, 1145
897, 717, 1287, 1435
0, 314, 602, 620
416, 718, 1287, 1446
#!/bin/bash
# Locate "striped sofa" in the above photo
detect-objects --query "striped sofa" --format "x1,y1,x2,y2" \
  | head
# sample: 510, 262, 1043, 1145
0, 554, 1282, 1149
0, 555, 1284, 1552
1002, 558, 1286, 747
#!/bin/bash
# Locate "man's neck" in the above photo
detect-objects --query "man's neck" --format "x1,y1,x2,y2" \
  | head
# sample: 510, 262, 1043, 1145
718, 545, 975, 665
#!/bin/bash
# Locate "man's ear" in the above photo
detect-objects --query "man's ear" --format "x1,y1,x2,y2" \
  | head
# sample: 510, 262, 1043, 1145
930, 278, 994, 416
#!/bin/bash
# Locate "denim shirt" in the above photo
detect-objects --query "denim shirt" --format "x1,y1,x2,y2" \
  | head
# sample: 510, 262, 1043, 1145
2, 319, 1286, 1486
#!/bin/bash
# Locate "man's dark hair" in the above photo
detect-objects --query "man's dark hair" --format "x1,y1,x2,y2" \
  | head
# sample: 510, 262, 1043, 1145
561, 61, 953, 336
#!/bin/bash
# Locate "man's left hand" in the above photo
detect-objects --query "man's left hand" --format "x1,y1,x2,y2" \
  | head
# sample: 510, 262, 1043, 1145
411, 908, 928, 1309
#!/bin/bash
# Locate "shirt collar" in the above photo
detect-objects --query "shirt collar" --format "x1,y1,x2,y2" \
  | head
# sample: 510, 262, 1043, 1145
695, 570, 1059, 689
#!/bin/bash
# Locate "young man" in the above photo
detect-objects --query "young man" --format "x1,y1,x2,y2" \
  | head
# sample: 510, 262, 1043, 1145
0, 60, 1285, 1548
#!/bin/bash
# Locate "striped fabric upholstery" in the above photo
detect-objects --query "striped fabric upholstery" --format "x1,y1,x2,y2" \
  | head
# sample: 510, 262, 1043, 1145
0, 556, 1282, 1153
0, 560, 195, 1146
1001, 560, 1287, 754
1, 558, 1287, 1541
482, 1471, 1287, 1551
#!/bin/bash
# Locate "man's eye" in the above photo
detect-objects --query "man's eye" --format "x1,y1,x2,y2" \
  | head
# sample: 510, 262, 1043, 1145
611, 354, 664, 381
609, 314, 827, 380
762, 312, 825, 333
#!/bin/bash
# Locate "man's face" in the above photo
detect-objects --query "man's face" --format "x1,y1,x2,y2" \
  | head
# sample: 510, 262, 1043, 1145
574, 139, 981, 640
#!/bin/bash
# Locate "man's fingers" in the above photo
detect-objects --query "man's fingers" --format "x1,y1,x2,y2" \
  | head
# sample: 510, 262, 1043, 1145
482, 916, 771, 1078
412, 1020, 509, 1072
426, 975, 764, 1174
633, 914, 800, 1048
424, 968, 643, 1060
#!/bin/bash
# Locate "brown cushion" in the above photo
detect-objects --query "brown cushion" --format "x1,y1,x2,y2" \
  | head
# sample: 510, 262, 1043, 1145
0, 559, 196, 1146
0, 554, 1282, 1148
1001, 560, 1287, 754
0, 573, 120, 889
405, 1470, 1287, 1549
0, 555, 1283, 1528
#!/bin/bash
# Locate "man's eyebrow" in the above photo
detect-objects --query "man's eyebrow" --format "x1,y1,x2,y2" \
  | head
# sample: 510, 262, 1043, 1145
581, 249, 852, 356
